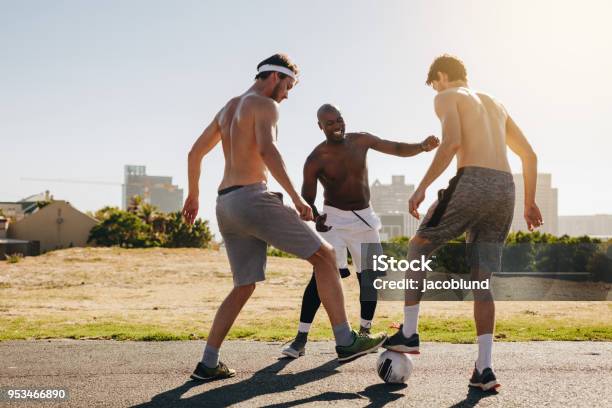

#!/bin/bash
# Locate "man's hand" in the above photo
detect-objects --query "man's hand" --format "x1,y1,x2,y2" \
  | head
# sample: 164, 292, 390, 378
408, 188, 426, 219
293, 196, 314, 221
420, 135, 440, 152
315, 213, 332, 232
182, 194, 199, 225
524, 203, 543, 231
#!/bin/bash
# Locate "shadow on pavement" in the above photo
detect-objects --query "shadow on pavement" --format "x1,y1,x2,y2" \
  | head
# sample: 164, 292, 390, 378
448, 386, 499, 408
133, 358, 407, 407
132, 358, 336, 407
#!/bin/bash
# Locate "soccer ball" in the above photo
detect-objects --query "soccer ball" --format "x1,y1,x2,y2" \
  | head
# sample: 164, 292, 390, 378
376, 350, 414, 383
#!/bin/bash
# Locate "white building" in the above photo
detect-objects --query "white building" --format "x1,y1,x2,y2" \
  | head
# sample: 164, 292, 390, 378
558, 214, 612, 239
122, 165, 183, 213
371, 175, 420, 239
511, 173, 558, 235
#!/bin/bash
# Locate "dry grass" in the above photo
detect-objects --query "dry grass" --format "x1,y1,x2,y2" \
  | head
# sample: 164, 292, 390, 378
0, 247, 610, 341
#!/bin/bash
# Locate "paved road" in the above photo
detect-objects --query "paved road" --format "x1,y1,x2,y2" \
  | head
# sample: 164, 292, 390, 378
0, 340, 610, 407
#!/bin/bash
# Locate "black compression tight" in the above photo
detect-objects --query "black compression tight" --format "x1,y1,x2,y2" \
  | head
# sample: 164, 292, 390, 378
298, 269, 377, 324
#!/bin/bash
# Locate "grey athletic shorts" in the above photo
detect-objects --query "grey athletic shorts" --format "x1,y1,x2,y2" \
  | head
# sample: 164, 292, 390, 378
417, 166, 515, 275
216, 182, 323, 287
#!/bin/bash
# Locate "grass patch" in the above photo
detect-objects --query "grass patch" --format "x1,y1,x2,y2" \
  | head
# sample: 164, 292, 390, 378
5, 253, 23, 263
1, 315, 610, 342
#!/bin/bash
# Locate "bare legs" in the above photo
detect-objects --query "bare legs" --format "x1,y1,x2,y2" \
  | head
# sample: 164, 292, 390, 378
206, 283, 256, 349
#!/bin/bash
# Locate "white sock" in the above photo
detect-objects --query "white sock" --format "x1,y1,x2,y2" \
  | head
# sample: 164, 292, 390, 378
360, 319, 372, 329
298, 322, 311, 333
476, 333, 493, 372
402, 304, 420, 337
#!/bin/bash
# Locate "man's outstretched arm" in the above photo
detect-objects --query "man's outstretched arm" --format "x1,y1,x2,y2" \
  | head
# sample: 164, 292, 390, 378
408, 93, 461, 219
366, 133, 440, 157
255, 99, 313, 221
506, 114, 543, 231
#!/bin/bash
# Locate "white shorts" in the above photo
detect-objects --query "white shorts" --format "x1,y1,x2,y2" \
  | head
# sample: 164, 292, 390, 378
320, 205, 382, 273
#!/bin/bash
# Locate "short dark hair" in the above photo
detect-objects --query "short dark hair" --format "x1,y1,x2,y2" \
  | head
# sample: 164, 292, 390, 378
255, 53, 299, 80
426, 54, 467, 85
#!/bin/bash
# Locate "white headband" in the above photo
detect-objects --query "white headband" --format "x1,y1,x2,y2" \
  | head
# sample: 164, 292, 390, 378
257, 64, 297, 80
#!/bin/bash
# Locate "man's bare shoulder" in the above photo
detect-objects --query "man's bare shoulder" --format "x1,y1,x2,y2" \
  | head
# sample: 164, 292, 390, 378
475, 90, 503, 105
306, 141, 328, 163
240, 93, 278, 115
434, 89, 461, 104
345, 132, 375, 145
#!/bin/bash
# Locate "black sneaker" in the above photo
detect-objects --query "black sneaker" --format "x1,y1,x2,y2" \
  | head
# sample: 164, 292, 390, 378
469, 366, 500, 391
382, 325, 420, 354
190, 361, 236, 381
281, 331, 307, 358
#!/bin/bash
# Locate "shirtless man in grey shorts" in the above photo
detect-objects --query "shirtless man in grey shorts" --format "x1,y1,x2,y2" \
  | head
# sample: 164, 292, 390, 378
383, 55, 543, 391
182, 54, 386, 381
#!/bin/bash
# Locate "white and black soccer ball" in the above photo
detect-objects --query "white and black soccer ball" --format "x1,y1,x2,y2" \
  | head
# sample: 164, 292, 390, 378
376, 350, 414, 383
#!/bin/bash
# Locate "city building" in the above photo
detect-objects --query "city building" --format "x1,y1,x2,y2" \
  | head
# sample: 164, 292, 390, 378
558, 214, 612, 239
8, 200, 98, 253
370, 175, 415, 214
511, 173, 558, 235
378, 212, 421, 241
371, 175, 420, 239
122, 165, 183, 213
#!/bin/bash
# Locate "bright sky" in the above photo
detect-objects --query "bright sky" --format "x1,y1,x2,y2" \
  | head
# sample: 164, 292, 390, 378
2, 0, 611, 238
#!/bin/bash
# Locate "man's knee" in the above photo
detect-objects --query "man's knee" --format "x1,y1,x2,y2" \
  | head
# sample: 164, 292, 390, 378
308, 243, 336, 267
408, 235, 434, 257
235, 283, 256, 297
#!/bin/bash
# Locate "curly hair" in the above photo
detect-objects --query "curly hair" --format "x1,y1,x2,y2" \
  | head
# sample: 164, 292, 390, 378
426, 54, 467, 85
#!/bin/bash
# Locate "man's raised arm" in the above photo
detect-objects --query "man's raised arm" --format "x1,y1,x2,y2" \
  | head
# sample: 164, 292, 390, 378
365, 133, 440, 157
255, 99, 313, 221
182, 112, 223, 224
506, 115, 543, 231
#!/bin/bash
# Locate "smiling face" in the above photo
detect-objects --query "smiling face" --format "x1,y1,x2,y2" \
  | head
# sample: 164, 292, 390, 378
317, 105, 345, 143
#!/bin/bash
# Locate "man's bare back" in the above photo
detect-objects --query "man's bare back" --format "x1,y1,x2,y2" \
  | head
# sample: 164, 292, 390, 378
217, 94, 273, 190
437, 87, 511, 173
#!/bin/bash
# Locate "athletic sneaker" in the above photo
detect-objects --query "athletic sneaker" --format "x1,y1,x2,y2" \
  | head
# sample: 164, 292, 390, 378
281, 331, 307, 358
190, 361, 236, 381
382, 325, 420, 354
336, 330, 387, 363
359, 325, 371, 335
469, 366, 500, 391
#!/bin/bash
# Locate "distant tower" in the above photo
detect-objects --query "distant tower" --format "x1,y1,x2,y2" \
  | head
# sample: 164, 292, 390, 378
511, 173, 558, 235
370, 175, 419, 239
122, 165, 183, 213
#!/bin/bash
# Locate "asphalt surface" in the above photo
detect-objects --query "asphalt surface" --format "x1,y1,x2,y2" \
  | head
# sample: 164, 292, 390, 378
0, 340, 610, 407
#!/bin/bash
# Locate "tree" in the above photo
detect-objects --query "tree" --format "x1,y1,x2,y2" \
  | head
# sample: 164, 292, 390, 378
162, 212, 213, 248
88, 208, 158, 248
88, 204, 213, 249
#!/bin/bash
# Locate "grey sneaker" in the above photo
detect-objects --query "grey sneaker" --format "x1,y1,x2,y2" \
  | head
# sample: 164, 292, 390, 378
359, 325, 371, 335
383, 325, 420, 354
281, 331, 308, 358
336, 330, 387, 363
190, 361, 236, 381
